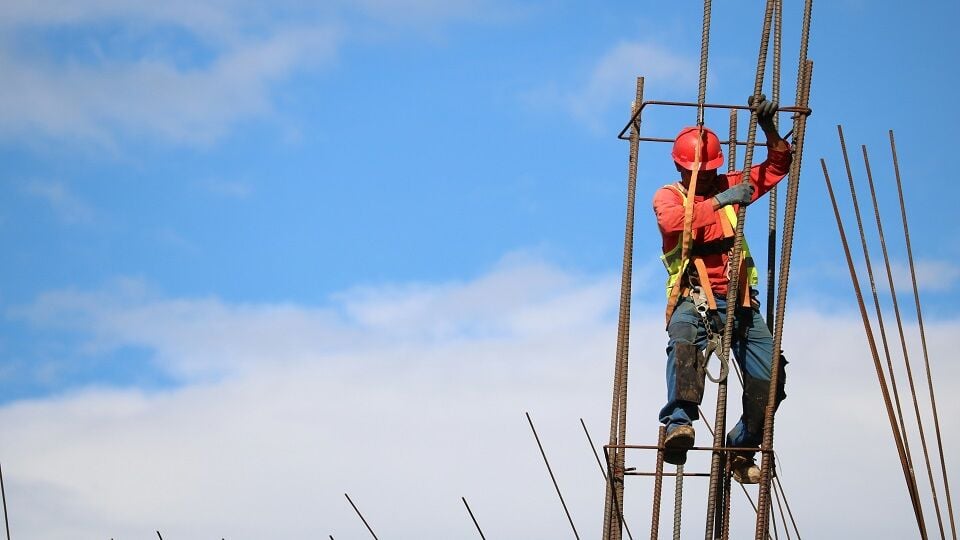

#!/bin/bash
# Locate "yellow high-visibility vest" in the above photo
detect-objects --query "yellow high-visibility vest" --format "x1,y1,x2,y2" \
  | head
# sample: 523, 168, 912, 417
659, 184, 759, 299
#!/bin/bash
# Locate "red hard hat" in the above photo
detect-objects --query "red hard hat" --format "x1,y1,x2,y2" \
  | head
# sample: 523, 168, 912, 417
672, 126, 724, 170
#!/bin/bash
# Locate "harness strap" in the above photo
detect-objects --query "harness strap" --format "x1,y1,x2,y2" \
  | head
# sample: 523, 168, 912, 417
692, 257, 717, 310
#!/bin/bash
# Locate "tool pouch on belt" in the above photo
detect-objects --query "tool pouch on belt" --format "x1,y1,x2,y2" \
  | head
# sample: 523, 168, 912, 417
674, 342, 707, 404
742, 354, 788, 435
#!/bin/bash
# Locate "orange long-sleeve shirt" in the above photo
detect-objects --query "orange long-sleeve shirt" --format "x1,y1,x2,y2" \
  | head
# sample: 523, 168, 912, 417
652, 143, 792, 296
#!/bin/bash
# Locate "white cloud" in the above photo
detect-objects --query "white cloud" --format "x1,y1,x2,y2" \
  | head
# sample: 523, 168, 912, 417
3, 259, 958, 538
23, 180, 95, 223
0, 24, 340, 146
0, 0, 515, 146
889, 259, 960, 293
533, 41, 697, 132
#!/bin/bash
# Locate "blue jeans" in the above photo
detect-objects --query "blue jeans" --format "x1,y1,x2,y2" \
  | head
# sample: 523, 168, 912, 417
659, 294, 785, 450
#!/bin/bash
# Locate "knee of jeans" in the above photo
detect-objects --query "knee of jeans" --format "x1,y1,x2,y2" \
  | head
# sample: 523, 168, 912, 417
668, 319, 699, 344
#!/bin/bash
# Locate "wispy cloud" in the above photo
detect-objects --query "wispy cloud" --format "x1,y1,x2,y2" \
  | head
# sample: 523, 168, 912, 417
200, 178, 253, 199
528, 41, 696, 132
0, 0, 517, 147
0, 24, 340, 146
23, 180, 95, 223
4, 257, 958, 538
889, 258, 960, 293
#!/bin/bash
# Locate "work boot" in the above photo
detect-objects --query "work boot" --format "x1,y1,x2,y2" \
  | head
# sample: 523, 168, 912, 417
663, 425, 695, 466
731, 454, 761, 484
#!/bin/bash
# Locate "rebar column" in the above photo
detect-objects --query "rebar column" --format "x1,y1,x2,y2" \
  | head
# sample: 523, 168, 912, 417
602, 76, 644, 540
705, 2, 777, 538
754, 58, 812, 540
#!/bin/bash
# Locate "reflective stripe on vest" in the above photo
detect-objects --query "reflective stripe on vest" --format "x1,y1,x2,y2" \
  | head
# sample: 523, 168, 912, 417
659, 184, 759, 298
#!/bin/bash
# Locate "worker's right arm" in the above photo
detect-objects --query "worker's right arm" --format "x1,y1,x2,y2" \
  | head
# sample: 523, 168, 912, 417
653, 187, 717, 234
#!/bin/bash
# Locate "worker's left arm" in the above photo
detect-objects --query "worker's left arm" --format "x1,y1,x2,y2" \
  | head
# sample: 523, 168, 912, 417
746, 96, 793, 202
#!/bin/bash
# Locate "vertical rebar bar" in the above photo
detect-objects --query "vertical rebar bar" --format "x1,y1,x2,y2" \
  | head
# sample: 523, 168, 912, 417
755, 58, 813, 540
603, 76, 643, 540
673, 465, 684, 540
345, 493, 380, 540
603, 77, 644, 540
766, 0, 783, 330
890, 130, 958, 539
862, 143, 947, 538
707, 3, 776, 538
651, 426, 666, 540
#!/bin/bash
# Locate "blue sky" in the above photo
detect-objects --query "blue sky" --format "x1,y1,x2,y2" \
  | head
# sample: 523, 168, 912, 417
1, 1, 958, 538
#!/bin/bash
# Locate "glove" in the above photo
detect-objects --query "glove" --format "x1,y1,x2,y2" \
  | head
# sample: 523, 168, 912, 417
748, 94, 779, 131
714, 182, 755, 207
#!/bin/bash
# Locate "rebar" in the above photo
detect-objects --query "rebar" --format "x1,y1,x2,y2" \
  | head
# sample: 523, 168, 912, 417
820, 158, 927, 539
527, 412, 580, 539
0, 463, 9, 540
708, 2, 777, 537
766, 0, 783, 329
774, 476, 802, 539
773, 481, 790, 540
840, 132, 915, 463
754, 58, 812, 540
837, 127, 925, 531
603, 76, 644, 540
862, 143, 947, 538
345, 493, 380, 540
462, 497, 487, 540
890, 130, 958, 539
673, 465, 685, 540
651, 426, 666, 540
583, 418, 608, 480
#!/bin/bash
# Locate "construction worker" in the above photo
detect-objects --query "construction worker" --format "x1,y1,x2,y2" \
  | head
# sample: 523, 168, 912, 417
652, 95, 789, 483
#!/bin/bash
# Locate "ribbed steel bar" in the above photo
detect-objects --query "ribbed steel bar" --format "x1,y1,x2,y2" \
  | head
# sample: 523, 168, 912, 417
603, 447, 636, 540
838, 128, 915, 466
836, 127, 926, 532
890, 130, 958, 539
820, 158, 928, 539
602, 76, 643, 540
766, 0, 783, 329
651, 426, 666, 540
582, 420, 635, 540
527, 412, 580, 539
773, 482, 790, 540
697, 0, 712, 115
862, 143, 947, 538
698, 407, 771, 540
462, 497, 487, 540
720, 109, 738, 540
345, 493, 380, 540
774, 476, 802, 539
707, 2, 777, 538
754, 57, 812, 540
0, 463, 9, 540
583, 418, 608, 480
618, 102, 810, 140
673, 465, 685, 540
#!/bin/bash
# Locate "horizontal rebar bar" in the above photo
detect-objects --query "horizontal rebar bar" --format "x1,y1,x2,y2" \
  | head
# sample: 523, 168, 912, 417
618, 100, 811, 139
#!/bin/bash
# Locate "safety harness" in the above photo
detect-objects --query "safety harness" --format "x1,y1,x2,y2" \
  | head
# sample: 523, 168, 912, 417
660, 182, 759, 380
